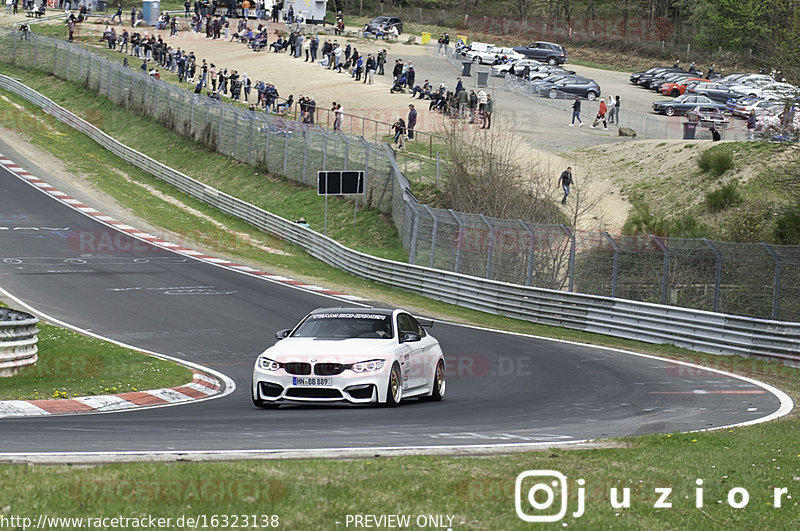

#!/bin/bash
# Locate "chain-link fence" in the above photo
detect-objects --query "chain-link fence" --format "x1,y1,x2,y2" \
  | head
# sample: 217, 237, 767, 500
2, 27, 799, 322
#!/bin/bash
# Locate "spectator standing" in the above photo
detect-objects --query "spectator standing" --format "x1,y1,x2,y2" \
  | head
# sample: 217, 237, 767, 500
569, 96, 582, 126
184, 1, 190, 18
613, 95, 620, 125
477, 89, 487, 123
468, 90, 478, 123
66, 18, 75, 41
558, 167, 573, 205
606, 94, 615, 124
747, 109, 757, 141
407, 104, 417, 140
242, 0, 249, 19
376, 49, 386, 75
482, 94, 493, 129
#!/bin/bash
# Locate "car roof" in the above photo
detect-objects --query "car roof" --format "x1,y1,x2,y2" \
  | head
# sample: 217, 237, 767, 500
309, 307, 396, 317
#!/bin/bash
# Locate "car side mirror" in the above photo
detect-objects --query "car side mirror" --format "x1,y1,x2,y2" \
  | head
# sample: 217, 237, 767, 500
399, 332, 421, 343
275, 329, 291, 340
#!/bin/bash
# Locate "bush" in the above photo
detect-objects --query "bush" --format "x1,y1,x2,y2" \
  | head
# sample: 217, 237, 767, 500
697, 148, 734, 176
705, 181, 742, 212
622, 204, 708, 238
774, 207, 800, 245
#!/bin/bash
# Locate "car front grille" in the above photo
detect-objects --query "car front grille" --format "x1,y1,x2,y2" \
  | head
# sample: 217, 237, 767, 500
286, 388, 342, 399
284, 362, 312, 375
314, 363, 344, 376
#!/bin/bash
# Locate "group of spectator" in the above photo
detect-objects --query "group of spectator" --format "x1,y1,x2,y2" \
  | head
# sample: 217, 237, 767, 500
183, 0, 284, 22
313, 39, 387, 85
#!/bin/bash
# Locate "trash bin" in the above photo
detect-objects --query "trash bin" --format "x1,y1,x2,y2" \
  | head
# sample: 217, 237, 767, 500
142, 0, 160, 26
683, 121, 698, 140
421, 32, 431, 45
476, 71, 489, 87
461, 61, 473, 77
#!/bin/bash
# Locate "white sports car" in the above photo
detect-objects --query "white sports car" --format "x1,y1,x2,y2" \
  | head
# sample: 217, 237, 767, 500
252, 307, 446, 408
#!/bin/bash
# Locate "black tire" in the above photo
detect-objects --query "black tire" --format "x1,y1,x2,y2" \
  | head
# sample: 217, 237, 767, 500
665, 106, 676, 117
548, 88, 558, 99
671, 89, 680, 97
252, 382, 280, 409
547, 57, 557, 65
586, 91, 597, 101
384, 363, 403, 407
474, 56, 481, 64
421, 359, 446, 402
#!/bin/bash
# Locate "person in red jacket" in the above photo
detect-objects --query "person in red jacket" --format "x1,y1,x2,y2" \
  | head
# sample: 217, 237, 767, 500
592, 98, 608, 130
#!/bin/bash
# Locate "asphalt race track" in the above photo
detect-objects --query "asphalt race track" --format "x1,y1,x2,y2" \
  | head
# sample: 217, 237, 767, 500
0, 158, 788, 456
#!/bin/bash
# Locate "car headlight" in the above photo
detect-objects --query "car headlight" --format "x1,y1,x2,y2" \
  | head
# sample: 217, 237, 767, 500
347, 359, 385, 373
258, 357, 282, 371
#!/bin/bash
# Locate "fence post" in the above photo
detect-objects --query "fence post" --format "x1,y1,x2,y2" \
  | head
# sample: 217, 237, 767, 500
435, 151, 440, 188
53, 41, 57, 74
561, 225, 576, 292
761, 242, 782, 320
233, 111, 239, 158
322, 131, 328, 170
359, 137, 370, 190
248, 113, 254, 165
422, 205, 438, 269
520, 221, 536, 286
343, 133, 349, 170
218, 106, 224, 154
480, 214, 495, 279
33, 35, 37, 68
283, 122, 289, 176
703, 238, 722, 313
450, 209, 464, 274
264, 120, 270, 170
408, 206, 420, 265
302, 127, 309, 183
603, 232, 621, 298
650, 235, 670, 305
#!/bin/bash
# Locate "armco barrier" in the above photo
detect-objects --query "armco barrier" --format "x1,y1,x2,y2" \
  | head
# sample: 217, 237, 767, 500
1, 74, 799, 365
0, 307, 39, 377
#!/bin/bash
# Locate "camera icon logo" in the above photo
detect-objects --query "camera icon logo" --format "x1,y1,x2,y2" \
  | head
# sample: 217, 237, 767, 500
515, 470, 577, 522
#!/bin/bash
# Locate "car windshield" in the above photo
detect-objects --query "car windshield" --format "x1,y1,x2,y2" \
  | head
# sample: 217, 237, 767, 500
292, 313, 394, 339
370, 17, 390, 24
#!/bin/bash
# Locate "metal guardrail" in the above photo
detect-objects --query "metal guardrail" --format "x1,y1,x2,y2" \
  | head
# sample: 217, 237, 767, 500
0, 307, 39, 377
1, 74, 798, 366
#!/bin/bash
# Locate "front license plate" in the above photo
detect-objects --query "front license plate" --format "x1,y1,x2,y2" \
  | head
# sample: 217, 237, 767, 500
292, 377, 333, 386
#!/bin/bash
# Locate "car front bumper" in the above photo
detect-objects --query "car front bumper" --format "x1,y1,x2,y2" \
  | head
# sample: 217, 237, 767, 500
252, 367, 389, 405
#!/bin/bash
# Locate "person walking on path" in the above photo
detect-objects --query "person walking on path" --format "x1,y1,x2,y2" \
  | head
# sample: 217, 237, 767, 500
391, 116, 406, 149
747, 109, 757, 141
558, 167, 573, 205
592, 98, 607, 130
570, 97, 582, 126
606, 94, 616, 124
407, 104, 417, 140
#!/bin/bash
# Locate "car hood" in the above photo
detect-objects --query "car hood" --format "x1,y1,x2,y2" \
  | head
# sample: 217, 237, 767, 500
260, 337, 400, 362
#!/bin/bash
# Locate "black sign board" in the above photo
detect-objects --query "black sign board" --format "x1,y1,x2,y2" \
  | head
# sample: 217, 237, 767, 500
317, 171, 365, 195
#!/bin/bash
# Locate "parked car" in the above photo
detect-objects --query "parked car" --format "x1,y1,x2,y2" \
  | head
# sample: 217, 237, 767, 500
538, 76, 601, 100
652, 94, 727, 116
638, 67, 685, 88
457, 41, 494, 57
732, 98, 783, 118
364, 16, 402, 36
687, 82, 747, 103
526, 64, 575, 80
467, 46, 523, 64
722, 73, 774, 87
660, 77, 708, 97
491, 58, 541, 77
649, 72, 692, 92
686, 106, 731, 128
512, 41, 567, 65
630, 66, 683, 85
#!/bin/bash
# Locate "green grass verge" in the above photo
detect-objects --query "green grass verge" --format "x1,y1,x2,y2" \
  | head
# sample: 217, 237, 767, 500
0, 309, 191, 400
0, 377, 798, 529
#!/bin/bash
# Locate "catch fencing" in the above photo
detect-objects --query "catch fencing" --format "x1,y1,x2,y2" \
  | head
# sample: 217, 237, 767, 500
1, 73, 798, 366
1, 28, 799, 322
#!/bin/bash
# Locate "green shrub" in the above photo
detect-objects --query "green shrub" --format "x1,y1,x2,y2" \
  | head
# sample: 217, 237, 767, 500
704, 181, 742, 212
622, 204, 708, 238
774, 207, 800, 245
697, 148, 734, 175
